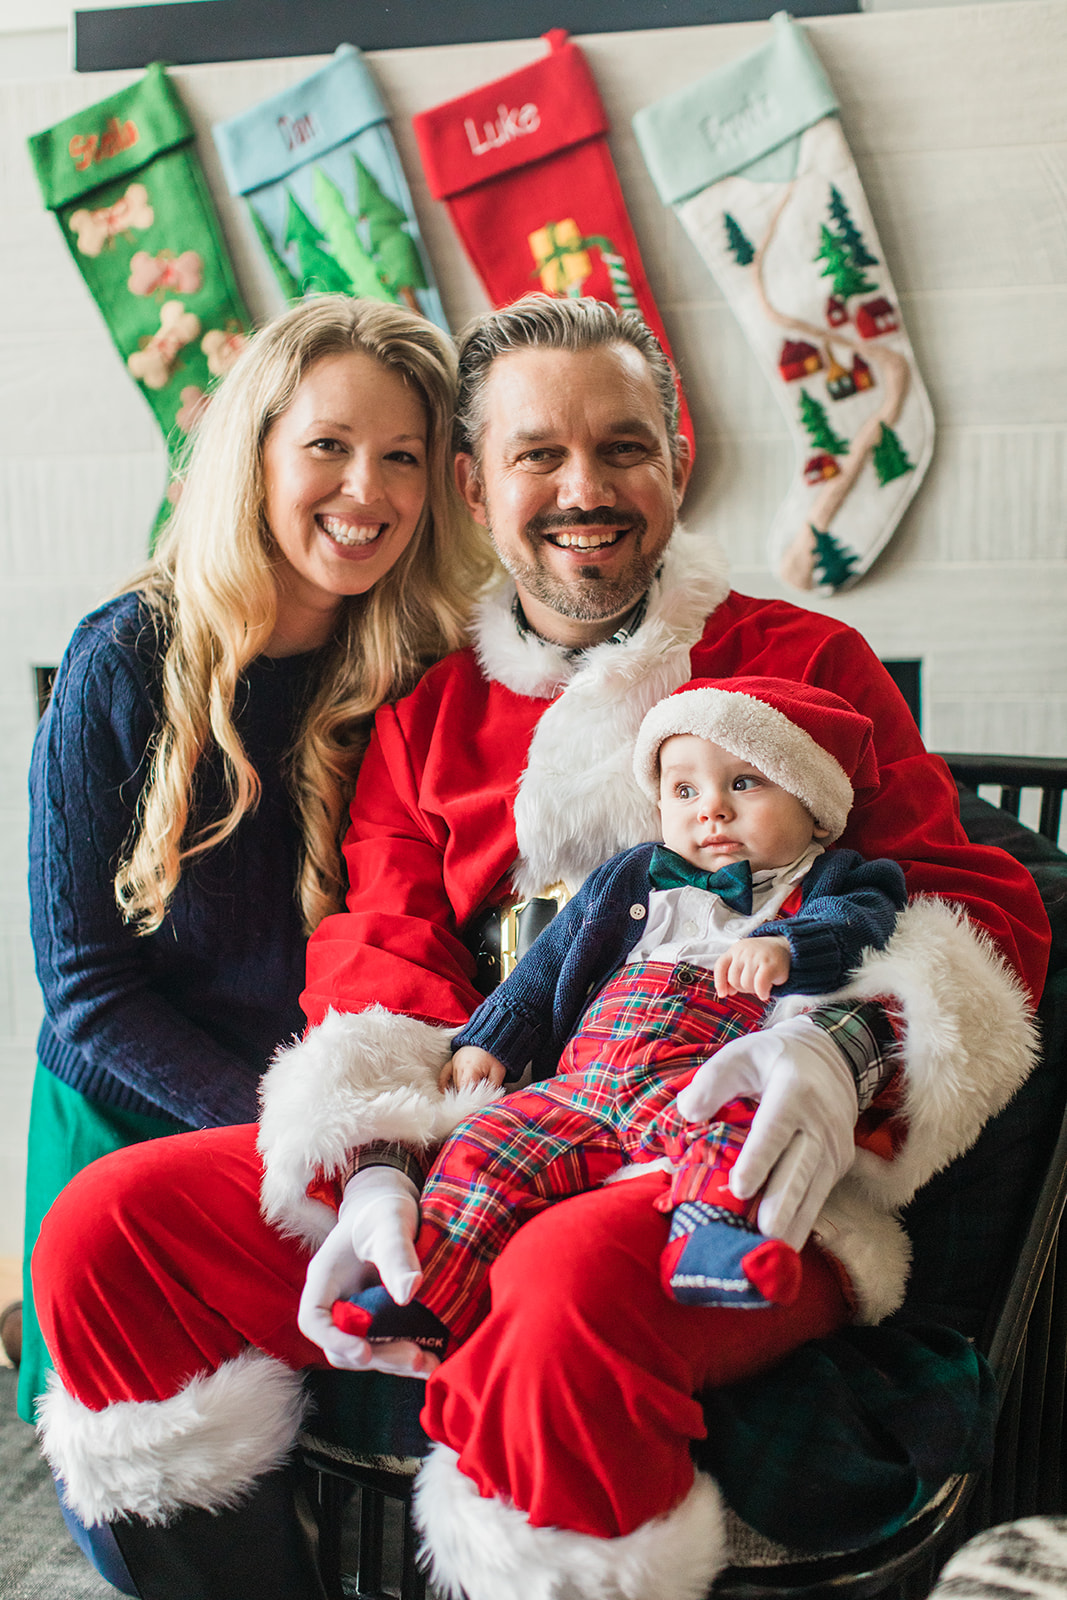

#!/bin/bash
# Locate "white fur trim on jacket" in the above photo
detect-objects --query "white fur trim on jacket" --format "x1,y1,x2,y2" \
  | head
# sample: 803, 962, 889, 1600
258, 1007, 502, 1248
495, 526, 732, 899
812, 1180, 912, 1325
413, 1441, 727, 1600
782, 896, 1038, 1322
36, 1350, 306, 1527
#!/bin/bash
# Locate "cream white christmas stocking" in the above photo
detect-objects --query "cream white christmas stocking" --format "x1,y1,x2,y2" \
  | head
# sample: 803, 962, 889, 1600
634, 12, 934, 594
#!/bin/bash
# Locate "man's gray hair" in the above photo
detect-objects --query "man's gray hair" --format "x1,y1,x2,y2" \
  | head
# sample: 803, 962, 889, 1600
455, 294, 681, 460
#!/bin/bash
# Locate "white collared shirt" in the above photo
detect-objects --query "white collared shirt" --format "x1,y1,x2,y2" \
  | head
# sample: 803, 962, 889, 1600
623, 841, 825, 972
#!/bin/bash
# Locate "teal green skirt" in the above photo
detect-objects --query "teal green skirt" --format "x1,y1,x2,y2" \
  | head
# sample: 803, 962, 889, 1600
18, 1064, 185, 1424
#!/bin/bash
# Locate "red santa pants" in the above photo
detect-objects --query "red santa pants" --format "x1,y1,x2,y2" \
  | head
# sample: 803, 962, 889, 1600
417, 961, 773, 1340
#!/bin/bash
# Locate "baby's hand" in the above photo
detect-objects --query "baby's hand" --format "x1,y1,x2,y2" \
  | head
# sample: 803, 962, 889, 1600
714, 936, 792, 1002
439, 1045, 507, 1091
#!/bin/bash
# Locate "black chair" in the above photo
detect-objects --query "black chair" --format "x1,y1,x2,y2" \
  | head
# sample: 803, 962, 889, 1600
300, 755, 1067, 1600
938, 758, 1067, 1538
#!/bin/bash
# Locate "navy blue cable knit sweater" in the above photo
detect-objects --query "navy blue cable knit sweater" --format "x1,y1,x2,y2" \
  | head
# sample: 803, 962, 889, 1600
29, 591, 322, 1128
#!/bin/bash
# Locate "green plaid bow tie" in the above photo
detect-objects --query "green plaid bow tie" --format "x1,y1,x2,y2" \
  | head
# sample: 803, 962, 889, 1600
648, 846, 753, 915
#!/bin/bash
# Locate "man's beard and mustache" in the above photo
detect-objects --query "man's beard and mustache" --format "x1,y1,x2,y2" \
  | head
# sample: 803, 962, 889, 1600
488, 507, 669, 623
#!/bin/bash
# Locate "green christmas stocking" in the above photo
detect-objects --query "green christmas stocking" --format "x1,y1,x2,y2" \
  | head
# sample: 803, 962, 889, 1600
29, 63, 253, 473
634, 12, 934, 594
213, 44, 447, 330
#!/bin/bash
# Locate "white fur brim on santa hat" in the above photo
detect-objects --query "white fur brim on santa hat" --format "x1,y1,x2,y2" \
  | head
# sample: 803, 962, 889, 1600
632, 681, 863, 841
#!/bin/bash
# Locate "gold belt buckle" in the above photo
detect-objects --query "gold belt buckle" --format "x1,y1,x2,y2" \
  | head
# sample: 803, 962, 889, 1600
499, 881, 572, 980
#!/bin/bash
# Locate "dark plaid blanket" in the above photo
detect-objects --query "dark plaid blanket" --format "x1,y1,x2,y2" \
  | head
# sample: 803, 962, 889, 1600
696, 1321, 995, 1551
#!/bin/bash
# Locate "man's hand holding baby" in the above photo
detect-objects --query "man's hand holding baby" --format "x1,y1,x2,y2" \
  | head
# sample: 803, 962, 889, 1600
440, 1044, 507, 1091
715, 935, 792, 1001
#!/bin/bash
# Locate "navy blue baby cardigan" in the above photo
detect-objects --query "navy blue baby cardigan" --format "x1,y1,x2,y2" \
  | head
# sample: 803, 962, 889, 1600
29, 591, 321, 1128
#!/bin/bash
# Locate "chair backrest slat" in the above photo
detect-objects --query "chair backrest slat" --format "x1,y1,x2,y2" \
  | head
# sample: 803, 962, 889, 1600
939, 754, 1067, 844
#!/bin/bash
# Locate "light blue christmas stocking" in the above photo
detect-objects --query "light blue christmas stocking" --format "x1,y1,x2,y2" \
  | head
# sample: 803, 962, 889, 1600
634, 12, 934, 595
214, 44, 447, 330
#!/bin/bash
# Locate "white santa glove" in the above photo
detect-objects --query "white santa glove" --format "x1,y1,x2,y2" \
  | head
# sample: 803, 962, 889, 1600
674, 1014, 858, 1252
297, 1165, 434, 1376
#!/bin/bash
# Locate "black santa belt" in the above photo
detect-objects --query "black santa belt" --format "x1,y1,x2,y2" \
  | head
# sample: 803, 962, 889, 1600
467, 881, 572, 994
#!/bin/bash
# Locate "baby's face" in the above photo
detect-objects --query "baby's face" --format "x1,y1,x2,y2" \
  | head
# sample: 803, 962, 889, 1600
657, 734, 828, 874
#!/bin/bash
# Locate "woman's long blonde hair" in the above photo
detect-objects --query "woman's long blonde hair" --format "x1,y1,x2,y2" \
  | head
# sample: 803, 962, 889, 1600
116, 296, 490, 937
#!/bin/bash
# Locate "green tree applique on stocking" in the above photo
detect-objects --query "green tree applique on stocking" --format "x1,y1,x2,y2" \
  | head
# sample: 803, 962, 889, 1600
724, 213, 755, 267
872, 423, 915, 486
355, 159, 429, 312
811, 528, 860, 589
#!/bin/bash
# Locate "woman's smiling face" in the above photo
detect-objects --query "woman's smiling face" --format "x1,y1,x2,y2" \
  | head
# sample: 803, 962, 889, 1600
262, 350, 428, 644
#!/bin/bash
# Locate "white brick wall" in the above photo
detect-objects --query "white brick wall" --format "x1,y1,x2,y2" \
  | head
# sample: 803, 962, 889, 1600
0, 1, 1063, 1254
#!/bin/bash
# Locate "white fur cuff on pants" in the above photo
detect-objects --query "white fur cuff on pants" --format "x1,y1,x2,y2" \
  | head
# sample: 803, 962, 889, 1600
412, 1441, 727, 1600
36, 1350, 307, 1527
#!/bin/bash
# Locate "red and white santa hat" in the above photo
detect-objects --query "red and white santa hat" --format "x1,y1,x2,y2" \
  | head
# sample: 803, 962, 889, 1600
632, 676, 880, 842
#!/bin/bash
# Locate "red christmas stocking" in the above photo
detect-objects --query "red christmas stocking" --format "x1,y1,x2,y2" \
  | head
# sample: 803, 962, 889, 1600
413, 30, 694, 456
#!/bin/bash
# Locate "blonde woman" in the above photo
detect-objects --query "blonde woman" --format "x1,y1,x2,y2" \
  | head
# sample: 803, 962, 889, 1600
20, 295, 489, 1427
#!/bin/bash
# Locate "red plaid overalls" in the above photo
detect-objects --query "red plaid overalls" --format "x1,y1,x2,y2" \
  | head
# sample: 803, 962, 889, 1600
415, 959, 774, 1341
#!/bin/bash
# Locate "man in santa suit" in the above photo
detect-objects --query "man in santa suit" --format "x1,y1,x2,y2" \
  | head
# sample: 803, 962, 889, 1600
34, 296, 1047, 1600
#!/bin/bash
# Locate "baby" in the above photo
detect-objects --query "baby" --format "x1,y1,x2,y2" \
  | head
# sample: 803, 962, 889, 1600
335, 676, 906, 1358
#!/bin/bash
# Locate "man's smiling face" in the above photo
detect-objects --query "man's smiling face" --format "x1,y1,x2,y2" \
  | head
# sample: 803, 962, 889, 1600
455, 342, 691, 648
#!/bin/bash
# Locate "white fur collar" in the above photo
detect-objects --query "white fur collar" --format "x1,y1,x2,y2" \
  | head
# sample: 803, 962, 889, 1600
477, 526, 731, 898
472, 524, 731, 700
